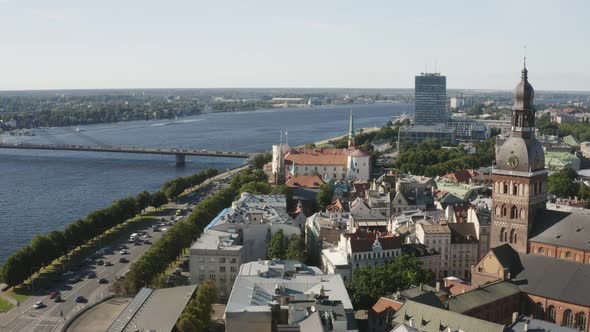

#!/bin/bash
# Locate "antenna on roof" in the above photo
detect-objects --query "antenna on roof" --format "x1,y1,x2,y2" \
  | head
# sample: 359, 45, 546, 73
523, 45, 527, 69
434, 61, 437, 74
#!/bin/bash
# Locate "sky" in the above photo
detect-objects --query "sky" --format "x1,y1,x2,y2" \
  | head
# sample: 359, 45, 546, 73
0, 0, 589, 91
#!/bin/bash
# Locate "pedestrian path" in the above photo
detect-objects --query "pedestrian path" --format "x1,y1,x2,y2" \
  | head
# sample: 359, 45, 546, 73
0, 290, 17, 305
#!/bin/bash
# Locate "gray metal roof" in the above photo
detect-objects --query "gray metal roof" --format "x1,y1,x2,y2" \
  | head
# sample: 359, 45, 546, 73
514, 253, 590, 307
444, 281, 521, 314
508, 315, 580, 332
392, 300, 505, 332
529, 209, 590, 251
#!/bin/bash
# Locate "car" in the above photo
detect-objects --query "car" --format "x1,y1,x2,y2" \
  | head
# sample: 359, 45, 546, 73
119, 257, 129, 263
75, 296, 85, 303
33, 301, 44, 309
134, 241, 142, 246
97, 260, 104, 266
152, 227, 160, 232
53, 295, 62, 303
49, 291, 59, 299
71, 276, 83, 283
104, 261, 113, 266
86, 272, 97, 279
144, 240, 152, 245
120, 249, 128, 255
98, 278, 109, 284
62, 271, 74, 278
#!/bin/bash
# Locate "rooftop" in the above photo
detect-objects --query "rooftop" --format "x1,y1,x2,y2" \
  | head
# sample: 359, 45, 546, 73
529, 209, 590, 251
444, 281, 521, 314
239, 259, 322, 277
391, 300, 505, 332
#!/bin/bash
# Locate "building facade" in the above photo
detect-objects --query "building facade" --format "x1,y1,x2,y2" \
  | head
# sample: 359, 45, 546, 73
414, 73, 447, 126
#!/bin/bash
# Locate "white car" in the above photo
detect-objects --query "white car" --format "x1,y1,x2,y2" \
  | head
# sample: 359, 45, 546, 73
33, 301, 44, 309
120, 249, 128, 255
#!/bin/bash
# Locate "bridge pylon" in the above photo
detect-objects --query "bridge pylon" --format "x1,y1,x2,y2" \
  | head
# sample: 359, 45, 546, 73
175, 153, 186, 167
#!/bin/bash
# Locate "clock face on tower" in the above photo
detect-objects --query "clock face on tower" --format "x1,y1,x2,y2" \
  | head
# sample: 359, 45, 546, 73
507, 155, 519, 169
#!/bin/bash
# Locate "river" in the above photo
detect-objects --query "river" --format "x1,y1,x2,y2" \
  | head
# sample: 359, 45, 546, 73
0, 103, 413, 264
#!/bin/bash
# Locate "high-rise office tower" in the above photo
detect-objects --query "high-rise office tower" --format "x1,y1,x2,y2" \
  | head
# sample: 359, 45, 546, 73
414, 73, 447, 126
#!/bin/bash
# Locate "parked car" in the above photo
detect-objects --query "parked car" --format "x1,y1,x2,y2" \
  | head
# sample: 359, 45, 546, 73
53, 295, 62, 303
119, 257, 129, 263
86, 272, 97, 279
49, 291, 59, 299
97, 260, 104, 266
144, 239, 152, 245
33, 301, 44, 309
104, 261, 113, 267
120, 249, 128, 255
75, 296, 85, 303
98, 278, 109, 284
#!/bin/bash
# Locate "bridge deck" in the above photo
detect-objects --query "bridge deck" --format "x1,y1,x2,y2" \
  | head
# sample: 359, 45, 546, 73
0, 143, 253, 158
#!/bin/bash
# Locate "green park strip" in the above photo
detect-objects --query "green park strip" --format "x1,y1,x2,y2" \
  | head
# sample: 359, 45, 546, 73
0, 297, 14, 313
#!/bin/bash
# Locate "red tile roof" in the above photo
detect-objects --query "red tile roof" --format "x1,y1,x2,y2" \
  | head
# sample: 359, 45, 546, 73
370, 297, 404, 314
284, 148, 349, 166
345, 230, 402, 252
442, 169, 478, 184
285, 175, 325, 188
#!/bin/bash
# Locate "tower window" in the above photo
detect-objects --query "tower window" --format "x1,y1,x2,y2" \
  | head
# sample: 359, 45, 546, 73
510, 206, 518, 219
500, 227, 507, 242
512, 184, 518, 195
510, 229, 517, 244
503, 183, 508, 194
502, 205, 507, 217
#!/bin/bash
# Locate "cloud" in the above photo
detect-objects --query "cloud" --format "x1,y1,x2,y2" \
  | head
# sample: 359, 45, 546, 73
32, 9, 70, 21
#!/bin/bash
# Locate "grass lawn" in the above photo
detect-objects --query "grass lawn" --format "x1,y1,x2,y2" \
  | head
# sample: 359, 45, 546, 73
0, 297, 14, 313
6, 288, 30, 303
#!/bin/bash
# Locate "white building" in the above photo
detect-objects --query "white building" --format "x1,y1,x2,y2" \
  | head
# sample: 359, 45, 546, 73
272, 111, 371, 183
225, 260, 357, 332
416, 223, 451, 278
189, 193, 301, 300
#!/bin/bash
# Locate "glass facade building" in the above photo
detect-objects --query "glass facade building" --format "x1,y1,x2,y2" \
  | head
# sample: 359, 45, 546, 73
415, 73, 447, 126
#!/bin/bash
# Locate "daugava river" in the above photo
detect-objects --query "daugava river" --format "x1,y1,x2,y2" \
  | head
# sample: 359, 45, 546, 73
0, 103, 412, 264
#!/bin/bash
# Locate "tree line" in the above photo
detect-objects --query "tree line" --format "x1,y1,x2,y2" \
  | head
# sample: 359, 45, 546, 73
123, 168, 268, 293
0, 168, 215, 287
548, 167, 590, 201
162, 168, 218, 200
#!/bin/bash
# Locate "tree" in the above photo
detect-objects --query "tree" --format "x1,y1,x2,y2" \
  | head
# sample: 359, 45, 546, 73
150, 191, 168, 210
286, 235, 306, 262
251, 153, 272, 170
175, 280, 217, 332
548, 168, 579, 198
347, 255, 433, 309
268, 229, 286, 259
316, 184, 334, 210
135, 191, 152, 211
239, 181, 272, 195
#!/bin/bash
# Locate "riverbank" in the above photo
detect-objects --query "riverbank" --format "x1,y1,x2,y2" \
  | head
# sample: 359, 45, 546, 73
312, 126, 380, 146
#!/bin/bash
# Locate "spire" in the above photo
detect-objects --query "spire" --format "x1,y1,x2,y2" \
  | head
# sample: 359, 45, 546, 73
348, 110, 355, 148
521, 45, 528, 81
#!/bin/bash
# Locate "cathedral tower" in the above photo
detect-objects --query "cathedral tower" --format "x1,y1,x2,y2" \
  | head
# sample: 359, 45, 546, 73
490, 62, 548, 253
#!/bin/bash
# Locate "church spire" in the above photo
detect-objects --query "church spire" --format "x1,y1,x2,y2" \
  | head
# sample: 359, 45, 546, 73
348, 110, 355, 148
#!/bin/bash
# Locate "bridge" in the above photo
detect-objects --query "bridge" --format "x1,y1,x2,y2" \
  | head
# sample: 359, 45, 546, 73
0, 143, 254, 166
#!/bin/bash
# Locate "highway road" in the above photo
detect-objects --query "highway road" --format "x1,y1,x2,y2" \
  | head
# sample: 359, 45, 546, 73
0, 168, 238, 332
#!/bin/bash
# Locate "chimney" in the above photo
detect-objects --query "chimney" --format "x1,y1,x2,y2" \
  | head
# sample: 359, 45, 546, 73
435, 281, 441, 293
512, 312, 519, 324
409, 318, 415, 328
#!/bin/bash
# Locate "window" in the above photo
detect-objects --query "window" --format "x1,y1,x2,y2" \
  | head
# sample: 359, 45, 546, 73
510, 229, 517, 244
502, 205, 507, 217
513, 184, 518, 195
564, 310, 574, 328
209, 257, 215, 263
503, 183, 508, 194
209, 273, 216, 280
577, 313, 587, 331
538, 247, 545, 254
547, 306, 556, 323
230, 266, 236, 272
220, 266, 226, 272
198, 257, 204, 263
230, 258, 237, 263
534, 303, 544, 319
565, 251, 572, 259
510, 205, 518, 219
219, 257, 226, 263
500, 227, 507, 242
